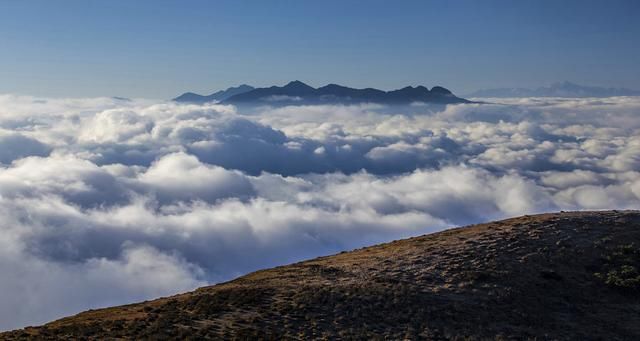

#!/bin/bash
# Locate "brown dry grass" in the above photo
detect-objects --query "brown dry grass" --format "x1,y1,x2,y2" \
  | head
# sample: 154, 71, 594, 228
3, 210, 640, 340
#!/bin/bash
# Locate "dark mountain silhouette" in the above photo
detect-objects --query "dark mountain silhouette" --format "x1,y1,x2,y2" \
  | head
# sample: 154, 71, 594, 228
111, 96, 131, 102
222, 81, 469, 105
466, 81, 640, 98
173, 84, 255, 103
4, 210, 640, 340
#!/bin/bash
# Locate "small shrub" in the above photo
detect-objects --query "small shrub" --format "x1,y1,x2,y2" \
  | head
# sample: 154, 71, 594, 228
596, 243, 640, 291
603, 265, 640, 289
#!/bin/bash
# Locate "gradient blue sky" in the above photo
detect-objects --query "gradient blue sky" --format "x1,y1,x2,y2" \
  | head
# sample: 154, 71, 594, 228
1, 0, 639, 98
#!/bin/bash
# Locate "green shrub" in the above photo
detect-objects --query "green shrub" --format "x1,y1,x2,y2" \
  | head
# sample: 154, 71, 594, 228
603, 265, 640, 289
596, 243, 640, 291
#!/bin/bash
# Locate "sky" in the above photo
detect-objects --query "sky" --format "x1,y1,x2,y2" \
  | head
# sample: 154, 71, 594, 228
1, 0, 639, 98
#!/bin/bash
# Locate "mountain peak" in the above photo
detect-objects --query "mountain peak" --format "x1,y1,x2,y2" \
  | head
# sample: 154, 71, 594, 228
230, 84, 254, 91
283, 80, 315, 90
430, 86, 453, 95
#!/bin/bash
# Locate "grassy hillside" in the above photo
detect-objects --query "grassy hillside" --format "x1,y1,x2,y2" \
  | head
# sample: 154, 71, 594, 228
3, 211, 640, 340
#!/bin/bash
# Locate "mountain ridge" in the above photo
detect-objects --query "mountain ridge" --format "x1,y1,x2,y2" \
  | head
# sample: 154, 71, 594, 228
466, 81, 640, 98
174, 81, 469, 105
4, 210, 640, 340
173, 84, 255, 103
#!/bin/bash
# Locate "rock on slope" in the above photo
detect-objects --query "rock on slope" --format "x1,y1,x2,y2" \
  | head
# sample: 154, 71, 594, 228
4, 211, 640, 340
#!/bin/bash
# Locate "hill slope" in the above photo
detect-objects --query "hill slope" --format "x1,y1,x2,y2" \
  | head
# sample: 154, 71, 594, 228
4, 211, 640, 340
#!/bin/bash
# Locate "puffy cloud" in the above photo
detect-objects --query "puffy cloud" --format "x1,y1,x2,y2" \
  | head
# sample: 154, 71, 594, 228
0, 240, 204, 330
78, 109, 154, 143
0, 155, 129, 208
0, 133, 51, 164
137, 152, 254, 204
0, 94, 639, 330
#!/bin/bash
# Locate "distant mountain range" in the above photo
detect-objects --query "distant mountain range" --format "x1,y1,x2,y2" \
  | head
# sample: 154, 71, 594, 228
466, 81, 640, 98
173, 84, 255, 103
174, 81, 469, 105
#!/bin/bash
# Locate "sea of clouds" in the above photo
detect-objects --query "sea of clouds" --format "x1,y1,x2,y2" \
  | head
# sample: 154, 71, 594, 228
1, 94, 639, 329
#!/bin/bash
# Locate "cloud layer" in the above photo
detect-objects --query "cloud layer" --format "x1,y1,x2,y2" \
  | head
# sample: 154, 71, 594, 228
1, 94, 639, 330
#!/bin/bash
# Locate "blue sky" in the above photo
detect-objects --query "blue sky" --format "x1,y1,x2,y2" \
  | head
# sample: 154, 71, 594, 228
1, 0, 638, 98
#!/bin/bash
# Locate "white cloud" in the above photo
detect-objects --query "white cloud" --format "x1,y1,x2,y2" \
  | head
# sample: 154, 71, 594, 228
0, 132, 51, 164
137, 152, 254, 204
0, 94, 639, 330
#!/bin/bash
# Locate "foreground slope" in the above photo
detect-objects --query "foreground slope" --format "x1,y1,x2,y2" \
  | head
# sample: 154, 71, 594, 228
4, 211, 640, 340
